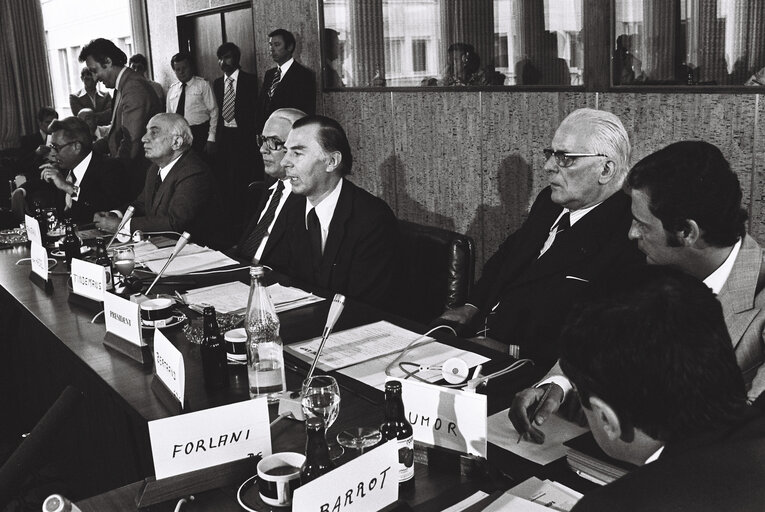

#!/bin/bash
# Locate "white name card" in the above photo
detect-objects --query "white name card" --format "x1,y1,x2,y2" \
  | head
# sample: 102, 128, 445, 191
148, 398, 271, 480
71, 258, 106, 301
292, 440, 398, 512
30, 242, 49, 281
396, 378, 487, 457
25, 215, 42, 246
153, 329, 185, 407
104, 292, 143, 345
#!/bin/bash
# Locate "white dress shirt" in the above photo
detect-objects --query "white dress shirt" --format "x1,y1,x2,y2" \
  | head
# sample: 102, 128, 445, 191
277, 58, 294, 79
304, 178, 343, 253
538, 202, 602, 257
68, 151, 93, 204
222, 69, 240, 129
253, 179, 292, 262
166, 76, 218, 142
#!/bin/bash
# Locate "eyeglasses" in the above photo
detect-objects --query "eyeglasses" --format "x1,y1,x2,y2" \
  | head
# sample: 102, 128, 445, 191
256, 135, 286, 152
48, 141, 78, 152
543, 148, 608, 168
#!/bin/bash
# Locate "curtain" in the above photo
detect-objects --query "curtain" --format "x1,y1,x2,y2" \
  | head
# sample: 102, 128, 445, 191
349, 0, 386, 86
641, 0, 679, 81
0, 0, 53, 149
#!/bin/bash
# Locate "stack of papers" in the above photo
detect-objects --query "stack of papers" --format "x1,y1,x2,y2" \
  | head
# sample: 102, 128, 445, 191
139, 244, 238, 275
182, 282, 324, 314
503, 477, 582, 511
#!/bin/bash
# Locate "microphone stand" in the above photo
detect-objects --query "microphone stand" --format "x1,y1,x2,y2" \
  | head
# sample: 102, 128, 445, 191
106, 205, 134, 249
144, 232, 191, 296
305, 294, 346, 382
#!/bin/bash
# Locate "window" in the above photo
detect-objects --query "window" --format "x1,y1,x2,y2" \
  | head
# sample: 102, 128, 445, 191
385, 37, 404, 76
412, 39, 428, 72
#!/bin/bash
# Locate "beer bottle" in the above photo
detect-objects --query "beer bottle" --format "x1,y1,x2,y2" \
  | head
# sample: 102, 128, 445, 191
380, 380, 414, 488
93, 237, 114, 291
62, 218, 81, 269
42, 494, 82, 512
301, 417, 333, 484
201, 306, 229, 389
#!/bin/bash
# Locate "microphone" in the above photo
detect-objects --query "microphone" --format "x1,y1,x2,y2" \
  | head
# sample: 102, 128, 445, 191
145, 231, 191, 296
305, 294, 346, 381
106, 205, 135, 249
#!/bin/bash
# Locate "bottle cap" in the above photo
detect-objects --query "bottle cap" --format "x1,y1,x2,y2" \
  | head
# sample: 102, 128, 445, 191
250, 265, 265, 278
385, 381, 402, 392
203, 306, 216, 316
306, 417, 325, 430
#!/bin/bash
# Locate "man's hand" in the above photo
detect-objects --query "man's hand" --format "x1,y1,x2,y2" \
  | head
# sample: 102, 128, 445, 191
508, 383, 564, 444
93, 211, 121, 232
205, 141, 217, 155
39, 164, 71, 193
437, 304, 479, 326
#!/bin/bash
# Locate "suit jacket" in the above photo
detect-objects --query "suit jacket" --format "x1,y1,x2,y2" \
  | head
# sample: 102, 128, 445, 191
57, 153, 128, 224
258, 61, 316, 129
276, 179, 399, 309
213, 69, 259, 138
108, 67, 163, 161
718, 234, 765, 402
572, 408, 765, 512
468, 187, 644, 366
69, 89, 112, 124
235, 187, 302, 265
131, 150, 222, 247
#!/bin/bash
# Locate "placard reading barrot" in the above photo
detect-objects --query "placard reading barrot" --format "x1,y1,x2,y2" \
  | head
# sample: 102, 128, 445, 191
153, 329, 184, 406
292, 439, 398, 512
148, 398, 271, 480
395, 378, 488, 457
71, 258, 106, 301
103, 292, 142, 346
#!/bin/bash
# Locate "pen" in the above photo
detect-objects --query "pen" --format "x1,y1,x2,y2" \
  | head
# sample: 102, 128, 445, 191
517, 385, 553, 444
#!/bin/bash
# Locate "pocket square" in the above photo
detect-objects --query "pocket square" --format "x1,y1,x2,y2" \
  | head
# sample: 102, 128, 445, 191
565, 275, 589, 283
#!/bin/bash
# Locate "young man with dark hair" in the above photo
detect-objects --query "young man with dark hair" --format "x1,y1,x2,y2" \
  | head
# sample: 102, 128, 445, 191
561, 266, 765, 512
129, 53, 165, 105
167, 52, 218, 156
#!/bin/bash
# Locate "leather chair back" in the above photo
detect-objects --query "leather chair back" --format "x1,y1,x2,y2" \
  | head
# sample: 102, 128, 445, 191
396, 220, 474, 324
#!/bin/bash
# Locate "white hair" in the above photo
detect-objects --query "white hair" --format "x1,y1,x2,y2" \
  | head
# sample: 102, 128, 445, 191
560, 108, 631, 183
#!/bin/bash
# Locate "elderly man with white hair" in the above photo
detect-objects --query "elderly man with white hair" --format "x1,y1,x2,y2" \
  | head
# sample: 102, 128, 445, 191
94, 113, 223, 247
434, 108, 644, 376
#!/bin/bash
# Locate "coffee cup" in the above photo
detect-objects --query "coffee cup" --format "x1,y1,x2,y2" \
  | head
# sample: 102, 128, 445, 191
139, 298, 175, 327
257, 452, 305, 507
224, 327, 247, 363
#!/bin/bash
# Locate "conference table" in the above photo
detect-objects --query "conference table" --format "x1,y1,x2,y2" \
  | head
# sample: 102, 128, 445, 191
0, 243, 594, 510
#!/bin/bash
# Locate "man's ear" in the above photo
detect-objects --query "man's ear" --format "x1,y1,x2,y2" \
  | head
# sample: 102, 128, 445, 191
675, 219, 700, 246
598, 160, 617, 184
325, 151, 342, 173
589, 396, 622, 441
103, 57, 113, 68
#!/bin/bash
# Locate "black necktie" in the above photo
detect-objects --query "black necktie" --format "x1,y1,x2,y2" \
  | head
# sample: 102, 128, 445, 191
240, 181, 285, 261
153, 171, 162, 199
554, 212, 570, 235
307, 207, 322, 271
176, 82, 186, 116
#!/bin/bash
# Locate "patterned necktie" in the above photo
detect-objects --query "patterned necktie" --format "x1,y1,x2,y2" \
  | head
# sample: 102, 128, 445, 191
222, 76, 235, 123
176, 82, 186, 116
268, 67, 281, 98
240, 180, 285, 261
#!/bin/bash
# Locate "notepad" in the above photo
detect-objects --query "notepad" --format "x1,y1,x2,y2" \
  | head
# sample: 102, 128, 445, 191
183, 282, 324, 314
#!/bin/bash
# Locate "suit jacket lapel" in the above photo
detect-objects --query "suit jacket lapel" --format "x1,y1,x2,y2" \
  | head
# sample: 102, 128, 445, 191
318, 180, 352, 279
262, 191, 298, 260
718, 235, 764, 349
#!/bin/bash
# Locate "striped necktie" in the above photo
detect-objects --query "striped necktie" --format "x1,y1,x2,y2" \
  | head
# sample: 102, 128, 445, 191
268, 67, 281, 98
222, 77, 235, 123
239, 180, 285, 261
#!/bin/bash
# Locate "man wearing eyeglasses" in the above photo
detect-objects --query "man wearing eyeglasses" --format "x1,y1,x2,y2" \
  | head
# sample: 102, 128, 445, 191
231, 108, 306, 264
433, 108, 643, 378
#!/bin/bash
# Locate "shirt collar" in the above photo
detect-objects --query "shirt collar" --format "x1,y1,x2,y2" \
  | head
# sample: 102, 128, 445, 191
226, 68, 240, 83
158, 153, 183, 181
279, 58, 295, 76
71, 151, 93, 184
550, 201, 602, 232
271, 178, 293, 193
644, 445, 665, 464
115, 66, 127, 90
703, 238, 742, 294
305, 178, 343, 229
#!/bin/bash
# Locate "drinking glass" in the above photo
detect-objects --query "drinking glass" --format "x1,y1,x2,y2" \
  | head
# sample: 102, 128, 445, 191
337, 427, 382, 458
301, 375, 344, 459
113, 246, 135, 285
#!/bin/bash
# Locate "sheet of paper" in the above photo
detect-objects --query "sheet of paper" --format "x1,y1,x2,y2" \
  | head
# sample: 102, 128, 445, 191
339, 341, 489, 391
143, 249, 238, 275
286, 321, 428, 371
441, 491, 490, 512
488, 409, 588, 466
508, 477, 582, 512
182, 282, 324, 314
482, 494, 553, 512
135, 242, 209, 263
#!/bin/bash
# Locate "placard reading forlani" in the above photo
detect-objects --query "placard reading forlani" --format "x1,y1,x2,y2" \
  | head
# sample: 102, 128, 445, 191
103, 291, 148, 364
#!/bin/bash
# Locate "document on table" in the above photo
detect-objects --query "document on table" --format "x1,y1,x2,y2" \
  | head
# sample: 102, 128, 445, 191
339, 338, 490, 391
142, 246, 238, 275
440, 491, 490, 512
506, 477, 582, 511
182, 282, 324, 314
285, 320, 429, 371
488, 409, 588, 466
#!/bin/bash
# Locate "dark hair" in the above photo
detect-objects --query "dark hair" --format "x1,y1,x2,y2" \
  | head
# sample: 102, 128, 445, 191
216, 42, 241, 62
269, 28, 296, 52
627, 140, 747, 247
48, 117, 93, 152
170, 52, 193, 68
559, 265, 747, 443
79, 38, 127, 67
37, 106, 58, 123
292, 115, 353, 176
128, 53, 148, 67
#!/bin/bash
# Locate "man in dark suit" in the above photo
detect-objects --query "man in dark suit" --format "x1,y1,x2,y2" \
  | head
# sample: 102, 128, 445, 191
19, 106, 58, 156
434, 108, 643, 374
79, 38, 163, 197
278, 115, 399, 309
560, 266, 765, 512
258, 28, 316, 130
232, 108, 306, 264
94, 114, 223, 248
213, 42, 260, 236
69, 67, 112, 125
37, 117, 127, 224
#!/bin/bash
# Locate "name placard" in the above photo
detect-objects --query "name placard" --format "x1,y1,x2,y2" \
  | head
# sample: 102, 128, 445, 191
30, 242, 49, 281
396, 378, 487, 457
153, 329, 185, 406
25, 215, 42, 246
292, 440, 398, 512
71, 258, 106, 301
148, 398, 271, 480
104, 292, 142, 345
